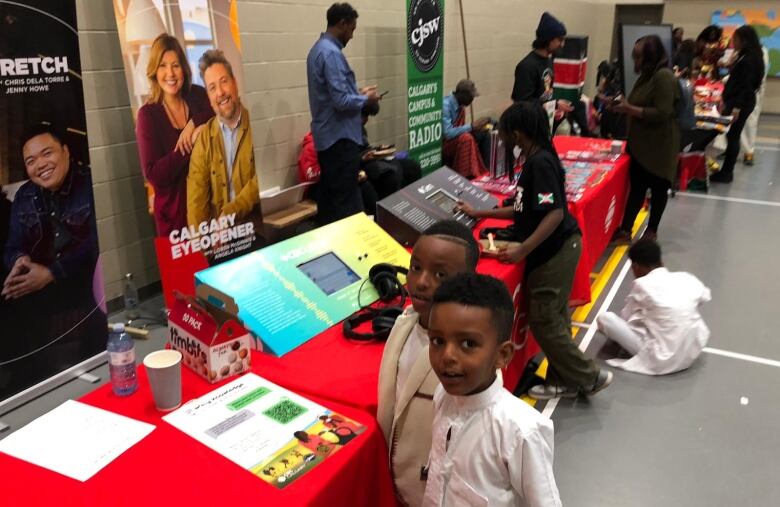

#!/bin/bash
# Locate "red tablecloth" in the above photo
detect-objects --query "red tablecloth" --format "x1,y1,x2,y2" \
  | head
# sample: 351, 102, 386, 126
250, 217, 535, 415
0, 367, 395, 507
160, 139, 627, 419
554, 136, 630, 305
1, 138, 629, 507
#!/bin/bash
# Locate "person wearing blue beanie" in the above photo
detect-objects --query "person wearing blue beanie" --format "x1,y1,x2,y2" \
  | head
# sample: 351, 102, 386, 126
509, 12, 571, 170
511, 12, 568, 103
535, 12, 567, 47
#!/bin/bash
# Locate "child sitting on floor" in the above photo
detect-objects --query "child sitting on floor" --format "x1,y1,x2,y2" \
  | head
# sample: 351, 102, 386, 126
377, 220, 480, 507
596, 239, 711, 375
423, 273, 561, 507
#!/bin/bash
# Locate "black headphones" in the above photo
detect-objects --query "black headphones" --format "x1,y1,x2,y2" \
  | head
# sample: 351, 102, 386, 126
343, 263, 408, 341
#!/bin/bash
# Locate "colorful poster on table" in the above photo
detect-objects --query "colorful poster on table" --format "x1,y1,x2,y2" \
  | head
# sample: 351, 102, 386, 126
111, 0, 263, 308
0, 0, 107, 406
406, 0, 445, 175
195, 213, 411, 356
163, 373, 366, 489
712, 9, 780, 76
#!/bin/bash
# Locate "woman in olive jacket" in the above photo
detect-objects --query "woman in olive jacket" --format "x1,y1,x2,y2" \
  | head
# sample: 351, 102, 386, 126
610, 35, 679, 243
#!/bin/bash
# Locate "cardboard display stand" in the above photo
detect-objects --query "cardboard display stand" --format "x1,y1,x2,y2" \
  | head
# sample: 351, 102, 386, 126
377, 166, 499, 246
194, 213, 410, 357
112, 0, 263, 310
0, 1, 107, 411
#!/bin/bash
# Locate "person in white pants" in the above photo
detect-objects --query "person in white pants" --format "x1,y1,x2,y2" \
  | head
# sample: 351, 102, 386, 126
740, 46, 769, 165
596, 239, 711, 375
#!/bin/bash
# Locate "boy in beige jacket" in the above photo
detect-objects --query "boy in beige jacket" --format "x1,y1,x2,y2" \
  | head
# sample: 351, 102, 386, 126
377, 220, 479, 506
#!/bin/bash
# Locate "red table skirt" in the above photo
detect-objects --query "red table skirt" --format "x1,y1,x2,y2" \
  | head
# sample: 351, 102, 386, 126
0, 367, 396, 507
250, 217, 534, 415
554, 136, 631, 305
159, 137, 628, 419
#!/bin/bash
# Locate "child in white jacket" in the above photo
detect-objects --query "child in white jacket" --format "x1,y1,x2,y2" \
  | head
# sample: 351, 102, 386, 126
597, 239, 710, 375
423, 273, 561, 507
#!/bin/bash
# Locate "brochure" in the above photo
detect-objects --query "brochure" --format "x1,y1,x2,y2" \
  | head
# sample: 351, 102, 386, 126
163, 373, 365, 488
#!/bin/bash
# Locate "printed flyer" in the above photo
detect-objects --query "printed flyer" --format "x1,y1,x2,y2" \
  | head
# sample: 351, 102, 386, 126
163, 373, 365, 488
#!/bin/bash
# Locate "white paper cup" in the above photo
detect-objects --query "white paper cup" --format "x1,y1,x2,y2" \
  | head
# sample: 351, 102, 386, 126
143, 350, 182, 411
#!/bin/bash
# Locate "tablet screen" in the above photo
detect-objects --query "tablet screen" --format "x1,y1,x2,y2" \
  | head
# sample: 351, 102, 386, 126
297, 252, 361, 296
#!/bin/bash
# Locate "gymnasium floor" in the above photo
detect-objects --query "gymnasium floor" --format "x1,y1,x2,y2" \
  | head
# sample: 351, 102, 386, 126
544, 114, 780, 506
2, 116, 778, 506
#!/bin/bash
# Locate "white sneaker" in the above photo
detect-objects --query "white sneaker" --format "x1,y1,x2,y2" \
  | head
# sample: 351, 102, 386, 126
528, 383, 579, 401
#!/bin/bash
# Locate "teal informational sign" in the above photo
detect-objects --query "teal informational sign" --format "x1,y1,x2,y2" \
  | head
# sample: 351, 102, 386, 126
194, 214, 410, 356
407, 0, 445, 175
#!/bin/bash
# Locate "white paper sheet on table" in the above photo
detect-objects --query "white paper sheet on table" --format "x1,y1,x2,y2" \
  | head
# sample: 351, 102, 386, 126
0, 399, 155, 482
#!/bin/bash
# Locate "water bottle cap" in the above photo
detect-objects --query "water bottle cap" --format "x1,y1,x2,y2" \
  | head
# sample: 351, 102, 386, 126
112, 323, 126, 333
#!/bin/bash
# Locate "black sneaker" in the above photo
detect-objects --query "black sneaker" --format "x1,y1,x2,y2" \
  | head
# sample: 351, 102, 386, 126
610, 229, 631, 245
710, 172, 733, 183
583, 370, 613, 396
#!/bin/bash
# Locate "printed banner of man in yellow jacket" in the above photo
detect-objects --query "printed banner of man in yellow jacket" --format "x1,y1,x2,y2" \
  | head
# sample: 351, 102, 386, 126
187, 50, 262, 235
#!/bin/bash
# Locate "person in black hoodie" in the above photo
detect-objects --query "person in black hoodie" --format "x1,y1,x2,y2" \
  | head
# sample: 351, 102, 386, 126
509, 12, 572, 170
711, 25, 765, 183
512, 12, 571, 112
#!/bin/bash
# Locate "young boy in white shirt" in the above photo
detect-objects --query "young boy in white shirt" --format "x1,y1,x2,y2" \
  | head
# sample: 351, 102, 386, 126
424, 273, 561, 507
377, 220, 480, 506
596, 239, 711, 375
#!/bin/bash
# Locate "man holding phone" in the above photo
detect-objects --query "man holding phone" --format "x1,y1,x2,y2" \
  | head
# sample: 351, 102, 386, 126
307, 2, 381, 225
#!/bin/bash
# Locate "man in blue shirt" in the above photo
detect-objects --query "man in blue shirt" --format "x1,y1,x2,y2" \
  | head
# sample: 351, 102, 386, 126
307, 2, 380, 225
442, 79, 490, 178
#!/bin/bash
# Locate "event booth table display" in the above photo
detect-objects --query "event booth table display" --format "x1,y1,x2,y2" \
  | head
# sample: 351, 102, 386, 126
678, 79, 733, 191
0, 137, 631, 506
554, 136, 631, 305
242, 137, 629, 413
236, 137, 630, 414
562, 162, 617, 203
0, 366, 396, 507
246, 218, 534, 415
693, 80, 732, 133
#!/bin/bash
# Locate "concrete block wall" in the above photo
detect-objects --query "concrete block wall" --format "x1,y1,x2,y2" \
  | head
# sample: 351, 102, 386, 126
76, 0, 622, 300
240, 0, 619, 192
238, 0, 409, 190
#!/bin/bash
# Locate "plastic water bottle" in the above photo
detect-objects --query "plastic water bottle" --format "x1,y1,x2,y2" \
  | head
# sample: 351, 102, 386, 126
107, 323, 138, 396
123, 273, 140, 320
